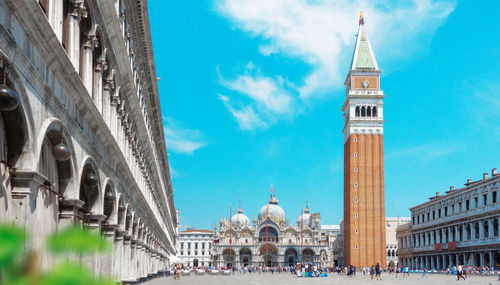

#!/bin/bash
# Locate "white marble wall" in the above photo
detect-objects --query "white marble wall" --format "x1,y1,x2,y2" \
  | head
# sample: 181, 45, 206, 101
0, 0, 175, 282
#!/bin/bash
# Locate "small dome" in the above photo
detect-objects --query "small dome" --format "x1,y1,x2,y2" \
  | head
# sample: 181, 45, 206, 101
297, 205, 312, 227
231, 207, 250, 227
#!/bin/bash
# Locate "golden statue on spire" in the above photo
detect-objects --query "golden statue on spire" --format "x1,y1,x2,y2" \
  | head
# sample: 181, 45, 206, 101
359, 11, 364, 25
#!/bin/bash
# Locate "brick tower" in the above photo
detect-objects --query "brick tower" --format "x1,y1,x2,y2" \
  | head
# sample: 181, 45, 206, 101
342, 12, 386, 268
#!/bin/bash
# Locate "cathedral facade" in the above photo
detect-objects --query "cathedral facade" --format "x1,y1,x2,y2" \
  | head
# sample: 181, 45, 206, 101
212, 192, 328, 268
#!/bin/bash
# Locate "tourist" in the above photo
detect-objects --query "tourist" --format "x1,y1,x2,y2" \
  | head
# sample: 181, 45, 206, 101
457, 264, 465, 280
375, 263, 382, 280
421, 267, 427, 278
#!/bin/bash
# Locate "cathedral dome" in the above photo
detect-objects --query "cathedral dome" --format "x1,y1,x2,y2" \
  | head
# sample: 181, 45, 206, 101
258, 195, 286, 222
231, 207, 250, 227
297, 205, 311, 227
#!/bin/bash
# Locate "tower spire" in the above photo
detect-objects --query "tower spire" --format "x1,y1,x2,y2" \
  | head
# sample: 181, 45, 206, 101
350, 12, 378, 71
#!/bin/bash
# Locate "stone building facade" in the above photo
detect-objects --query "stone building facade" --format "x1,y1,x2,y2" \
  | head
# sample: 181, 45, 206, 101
0, 0, 176, 282
176, 229, 214, 267
213, 193, 328, 268
397, 169, 500, 270
320, 224, 341, 267
385, 217, 410, 267
342, 13, 386, 268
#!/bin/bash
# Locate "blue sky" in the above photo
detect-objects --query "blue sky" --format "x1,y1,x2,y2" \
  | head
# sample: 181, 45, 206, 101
148, 0, 500, 230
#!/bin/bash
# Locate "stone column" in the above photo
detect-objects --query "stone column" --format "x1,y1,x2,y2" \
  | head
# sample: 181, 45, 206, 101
480, 252, 485, 267
130, 239, 138, 281
93, 58, 106, 114
102, 79, 113, 126
100, 224, 118, 278
437, 254, 441, 270
479, 220, 485, 239
122, 235, 132, 282
455, 226, 459, 241
462, 224, 467, 241
471, 223, 476, 240
82, 214, 106, 275
10, 171, 46, 260
431, 255, 435, 269
80, 34, 97, 94
65, 0, 87, 70
113, 230, 126, 281
489, 252, 494, 269
10, 171, 46, 229
58, 199, 85, 228
48, 0, 64, 41
110, 91, 120, 140
488, 218, 494, 238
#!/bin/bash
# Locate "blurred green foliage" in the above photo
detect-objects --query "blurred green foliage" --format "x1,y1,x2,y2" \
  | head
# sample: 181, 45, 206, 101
0, 224, 116, 285
0, 224, 25, 268
47, 227, 110, 254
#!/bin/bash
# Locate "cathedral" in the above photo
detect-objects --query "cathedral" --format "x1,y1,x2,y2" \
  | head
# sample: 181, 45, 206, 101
212, 190, 328, 268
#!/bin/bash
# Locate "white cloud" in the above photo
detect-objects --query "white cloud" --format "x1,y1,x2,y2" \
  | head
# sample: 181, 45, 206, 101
215, 0, 456, 99
219, 94, 268, 131
218, 63, 295, 131
164, 117, 207, 155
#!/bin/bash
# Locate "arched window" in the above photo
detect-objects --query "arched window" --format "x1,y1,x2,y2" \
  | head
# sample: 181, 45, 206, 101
361, 106, 366, 117
372, 106, 377, 117
355, 106, 360, 117
367, 106, 372, 117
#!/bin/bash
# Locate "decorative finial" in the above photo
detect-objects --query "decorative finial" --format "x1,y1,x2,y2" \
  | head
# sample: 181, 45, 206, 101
359, 11, 364, 25
270, 184, 275, 197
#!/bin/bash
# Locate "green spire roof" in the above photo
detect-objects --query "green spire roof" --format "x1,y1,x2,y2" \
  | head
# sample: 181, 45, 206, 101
350, 20, 378, 70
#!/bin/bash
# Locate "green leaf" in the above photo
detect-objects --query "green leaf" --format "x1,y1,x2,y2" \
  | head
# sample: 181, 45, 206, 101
46, 227, 110, 255
0, 224, 25, 268
40, 263, 107, 285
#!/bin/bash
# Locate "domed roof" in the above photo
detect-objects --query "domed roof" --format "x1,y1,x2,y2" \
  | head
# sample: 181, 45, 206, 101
231, 207, 250, 227
258, 194, 286, 222
297, 204, 312, 227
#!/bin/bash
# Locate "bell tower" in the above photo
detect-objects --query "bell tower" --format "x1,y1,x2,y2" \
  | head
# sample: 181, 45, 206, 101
342, 12, 386, 267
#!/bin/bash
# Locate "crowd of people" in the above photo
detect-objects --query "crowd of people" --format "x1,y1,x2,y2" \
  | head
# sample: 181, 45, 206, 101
165, 263, 498, 281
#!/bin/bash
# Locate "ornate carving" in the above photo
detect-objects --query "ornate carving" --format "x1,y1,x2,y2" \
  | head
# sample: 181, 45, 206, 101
95, 58, 108, 72
69, 0, 88, 20
104, 78, 115, 91
82, 34, 98, 50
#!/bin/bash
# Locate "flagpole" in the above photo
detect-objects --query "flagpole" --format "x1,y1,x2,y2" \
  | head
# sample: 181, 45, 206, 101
230, 203, 232, 268
300, 205, 303, 263
265, 204, 268, 268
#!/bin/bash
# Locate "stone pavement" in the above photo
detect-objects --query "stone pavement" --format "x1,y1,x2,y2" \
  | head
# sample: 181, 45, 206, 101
144, 273, 499, 285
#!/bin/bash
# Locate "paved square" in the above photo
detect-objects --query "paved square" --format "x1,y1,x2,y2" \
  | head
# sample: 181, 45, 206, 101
145, 273, 498, 285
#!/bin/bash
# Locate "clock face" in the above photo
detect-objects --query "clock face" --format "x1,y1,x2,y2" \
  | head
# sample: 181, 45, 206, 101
361, 79, 370, 88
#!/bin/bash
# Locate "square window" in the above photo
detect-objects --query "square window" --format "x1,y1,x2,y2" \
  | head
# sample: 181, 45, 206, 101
493, 192, 497, 203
